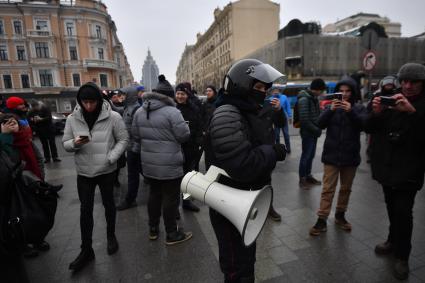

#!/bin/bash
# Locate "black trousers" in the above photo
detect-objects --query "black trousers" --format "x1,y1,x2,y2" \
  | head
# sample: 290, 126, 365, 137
383, 186, 418, 261
39, 135, 58, 160
210, 208, 256, 283
77, 172, 116, 248
147, 177, 181, 234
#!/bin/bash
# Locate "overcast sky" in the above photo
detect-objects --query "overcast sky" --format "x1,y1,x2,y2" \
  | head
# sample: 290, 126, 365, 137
102, 0, 425, 85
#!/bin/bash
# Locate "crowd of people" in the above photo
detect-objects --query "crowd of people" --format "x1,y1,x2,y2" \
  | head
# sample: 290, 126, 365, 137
0, 60, 424, 282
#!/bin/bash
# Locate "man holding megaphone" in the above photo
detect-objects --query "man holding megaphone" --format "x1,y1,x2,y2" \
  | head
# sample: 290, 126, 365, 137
203, 59, 286, 283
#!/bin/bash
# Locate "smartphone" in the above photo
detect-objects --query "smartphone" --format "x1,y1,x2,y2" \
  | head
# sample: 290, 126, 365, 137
79, 135, 89, 139
322, 93, 343, 101
380, 96, 397, 107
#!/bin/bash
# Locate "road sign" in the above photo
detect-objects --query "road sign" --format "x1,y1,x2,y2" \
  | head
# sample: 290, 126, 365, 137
363, 51, 377, 71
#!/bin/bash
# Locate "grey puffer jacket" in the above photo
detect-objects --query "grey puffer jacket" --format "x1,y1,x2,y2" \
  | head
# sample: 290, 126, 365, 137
132, 92, 190, 180
62, 101, 128, 177
122, 86, 141, 152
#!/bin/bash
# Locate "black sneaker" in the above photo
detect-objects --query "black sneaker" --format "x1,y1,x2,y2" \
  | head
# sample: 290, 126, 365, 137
306, 175, 322, 185
116, 200, 137, 211
69, 248, 95, 272
335, 211, 352, 231
107, 235, 119, 255
53, 158, 61, 162
394, 259, 409, 280
309, 218, 327, 236
165, 230, 193, 246
44, 159, 51, 164
268, 207, 282, 222
149, 226, 159, 241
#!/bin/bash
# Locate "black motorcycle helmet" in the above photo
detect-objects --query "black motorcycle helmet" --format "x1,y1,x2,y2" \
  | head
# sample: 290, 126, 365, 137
223, 59, 285, 99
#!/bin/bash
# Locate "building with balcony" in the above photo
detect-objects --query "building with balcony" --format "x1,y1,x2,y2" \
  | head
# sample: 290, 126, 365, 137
0, 0, 133, 113
141, 49, 159, 92
323, 13, 401, 38
175, 0, 279, 91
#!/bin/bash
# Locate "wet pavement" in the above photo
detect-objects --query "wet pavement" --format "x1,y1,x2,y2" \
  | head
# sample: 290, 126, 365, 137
25, 131, 425, 283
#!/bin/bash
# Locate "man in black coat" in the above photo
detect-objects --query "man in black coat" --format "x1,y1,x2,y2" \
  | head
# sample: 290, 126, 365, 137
205, 59, 286, 283
365, 63, 425, 280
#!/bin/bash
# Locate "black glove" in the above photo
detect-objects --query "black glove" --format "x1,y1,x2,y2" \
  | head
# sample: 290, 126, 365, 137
273, 144, 287, 161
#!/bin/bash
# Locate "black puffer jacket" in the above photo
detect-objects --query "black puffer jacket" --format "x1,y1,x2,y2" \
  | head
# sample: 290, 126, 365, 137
201, 95, 217, 131
365, 94, 425, 190
318, 78, 366, 167
176, 101, 203, 172
205, 95, 279, 190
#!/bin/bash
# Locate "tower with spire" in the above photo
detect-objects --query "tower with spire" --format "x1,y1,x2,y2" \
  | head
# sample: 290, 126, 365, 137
141, 49, 160, 91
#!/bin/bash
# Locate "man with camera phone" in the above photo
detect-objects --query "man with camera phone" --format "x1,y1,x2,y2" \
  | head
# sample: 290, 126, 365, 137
365, 63, 425, 280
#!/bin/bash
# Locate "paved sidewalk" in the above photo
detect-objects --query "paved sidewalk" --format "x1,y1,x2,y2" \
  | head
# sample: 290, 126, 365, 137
25, 133, 425, 282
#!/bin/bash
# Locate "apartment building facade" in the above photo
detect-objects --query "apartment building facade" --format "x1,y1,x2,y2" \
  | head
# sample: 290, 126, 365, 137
176, 0, 279, 91
0, 0, 133, 112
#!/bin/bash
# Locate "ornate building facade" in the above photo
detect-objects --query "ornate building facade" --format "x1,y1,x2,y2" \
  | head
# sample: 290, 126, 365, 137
0, 0, 133, 112
176, 0, 280, 91
141, 49, 159, 92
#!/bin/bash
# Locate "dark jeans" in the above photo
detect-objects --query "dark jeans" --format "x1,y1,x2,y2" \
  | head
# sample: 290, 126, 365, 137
126, 151, 141, 203
383, 186, 418, 261
40, 135, 58, 160
210, 208, 256, 283
299, 135, 317, 178
147, 177, 181, 234
274, 121, 291, 152
77, 172, 116, 248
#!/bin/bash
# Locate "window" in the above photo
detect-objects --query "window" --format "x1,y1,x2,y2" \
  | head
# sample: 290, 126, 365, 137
36, 20, 48, 31
95, 25, 102, 38
98, 48, 104, 60
13, 21, 22, 35
72, 73, 81, 87
0, 45, 7, 60
17, 45, 25, 60
39, 69, 53, 87
35, 42, 49, 58
100, 74, 107, 87
0, 20, 4, 35
3, 75, 12, 89
69, 46, 78, 60
21, 74, 30, 88
66, 22, 74, 36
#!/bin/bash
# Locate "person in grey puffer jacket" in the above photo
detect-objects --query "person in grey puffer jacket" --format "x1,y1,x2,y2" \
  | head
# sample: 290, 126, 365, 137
62, 82, 128, 272
116, 85, 144, 211
132, 90, 193, 245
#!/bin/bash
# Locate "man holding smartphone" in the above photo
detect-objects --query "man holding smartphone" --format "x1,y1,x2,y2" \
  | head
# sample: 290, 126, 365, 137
365, 63, 425, 280
63, 82, 128, 272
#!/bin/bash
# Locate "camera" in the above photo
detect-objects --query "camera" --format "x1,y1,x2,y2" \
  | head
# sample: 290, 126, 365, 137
380, 96, 397, 107
322, 93, 342, 101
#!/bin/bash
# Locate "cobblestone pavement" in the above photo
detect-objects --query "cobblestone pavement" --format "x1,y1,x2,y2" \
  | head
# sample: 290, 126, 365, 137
25, 132, 425, 283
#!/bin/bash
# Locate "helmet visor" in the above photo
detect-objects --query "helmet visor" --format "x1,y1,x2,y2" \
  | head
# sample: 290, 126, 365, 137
246, 63, 286, 84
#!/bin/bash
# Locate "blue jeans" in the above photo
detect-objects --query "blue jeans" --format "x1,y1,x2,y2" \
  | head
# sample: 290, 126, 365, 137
299, 135, 317, 178
126, 150, 141, 203
274, 122, 291, 152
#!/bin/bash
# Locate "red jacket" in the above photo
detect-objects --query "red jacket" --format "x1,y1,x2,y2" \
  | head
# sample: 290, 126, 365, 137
13, 125, 42, 179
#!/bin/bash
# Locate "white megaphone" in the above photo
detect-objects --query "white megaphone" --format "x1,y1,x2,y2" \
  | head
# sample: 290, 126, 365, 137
181, 166, 272, 246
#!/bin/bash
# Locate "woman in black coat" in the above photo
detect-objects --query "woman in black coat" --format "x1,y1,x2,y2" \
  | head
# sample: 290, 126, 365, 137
175, 83, 203, 212
310, 78, 367, 236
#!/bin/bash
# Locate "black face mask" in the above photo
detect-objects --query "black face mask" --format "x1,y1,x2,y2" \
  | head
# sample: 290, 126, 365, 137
250, 89, 267, 106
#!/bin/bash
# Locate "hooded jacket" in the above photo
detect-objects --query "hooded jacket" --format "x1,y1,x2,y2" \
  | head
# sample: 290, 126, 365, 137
62, 84, 128, 178
317, 78, 367, 167
297, 90, 322, 138
122, 86, 141, 152
131, 92, 190, 180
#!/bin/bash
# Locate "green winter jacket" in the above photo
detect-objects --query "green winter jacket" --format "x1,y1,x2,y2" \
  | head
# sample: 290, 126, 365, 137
297, 90, 322, 138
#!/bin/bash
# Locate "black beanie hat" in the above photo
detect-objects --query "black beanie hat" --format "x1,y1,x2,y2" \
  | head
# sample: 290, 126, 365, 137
206, 85, 217, 96
153, 74, 174, 98
310, 78, 326, 91
175, 83, 190, 95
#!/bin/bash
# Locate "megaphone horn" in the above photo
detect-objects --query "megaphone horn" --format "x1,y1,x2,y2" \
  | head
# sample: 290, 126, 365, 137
181, 166, 272, 246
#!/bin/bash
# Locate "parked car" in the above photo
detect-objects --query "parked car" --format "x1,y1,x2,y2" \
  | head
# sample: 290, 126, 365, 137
52, 112, 67, 134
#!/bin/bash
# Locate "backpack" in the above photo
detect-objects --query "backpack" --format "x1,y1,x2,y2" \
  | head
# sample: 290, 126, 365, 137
293, 100, 301, 128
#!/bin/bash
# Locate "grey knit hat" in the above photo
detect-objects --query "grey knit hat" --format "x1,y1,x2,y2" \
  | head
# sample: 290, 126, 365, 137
397, 63, 425, 82
153, 74, 174, 98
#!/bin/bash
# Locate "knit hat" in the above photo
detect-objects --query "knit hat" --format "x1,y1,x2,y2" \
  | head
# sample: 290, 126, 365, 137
6, 96, 25, 110
397, 63, 425, 82
310, 78, 326, 91
175, 83, 190, 95
153, 74, 174, 98
206, 85, 217, 96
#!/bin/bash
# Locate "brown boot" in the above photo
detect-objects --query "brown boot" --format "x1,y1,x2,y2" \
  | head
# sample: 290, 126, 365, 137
299, 177, 312, 189
309, 218, 327, 236
374, 241, 393, 255
394, 259, 409, 280
306, 175, 322, 185
335, 211, 352, 231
